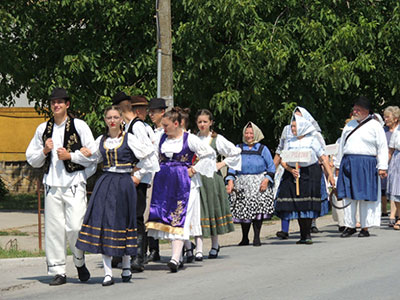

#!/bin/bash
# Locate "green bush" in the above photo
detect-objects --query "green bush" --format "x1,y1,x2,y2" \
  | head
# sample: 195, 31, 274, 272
0, 177, 9, 201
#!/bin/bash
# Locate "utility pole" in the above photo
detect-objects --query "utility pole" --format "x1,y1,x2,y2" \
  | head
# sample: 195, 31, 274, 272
156, 0, 174, 107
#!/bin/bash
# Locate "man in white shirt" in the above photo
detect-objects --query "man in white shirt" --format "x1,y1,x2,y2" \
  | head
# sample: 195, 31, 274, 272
26, 88, 97, 285
335, 96, 388, 237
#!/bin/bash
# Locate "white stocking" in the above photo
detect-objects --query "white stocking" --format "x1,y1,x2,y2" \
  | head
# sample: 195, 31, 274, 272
171, 240, 184, 262
122, 255, 131, 276
102, 255, 113, 279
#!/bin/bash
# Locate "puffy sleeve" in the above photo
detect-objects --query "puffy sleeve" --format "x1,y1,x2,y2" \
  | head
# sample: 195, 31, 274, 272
26, 123, 47, 168
188, 133, 216, 178
375, 125, 389, 170
128, 133, 160, 180
389, 128, 399, 149
215, 134, 241, 171
70, 119, 98, 167
261, 145, 275, 182
311, 136, 325, 159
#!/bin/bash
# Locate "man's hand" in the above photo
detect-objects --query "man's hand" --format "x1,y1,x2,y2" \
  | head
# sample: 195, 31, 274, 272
80, 147, 92, 157
57, 148, 71, 160
43, 138, 53, 155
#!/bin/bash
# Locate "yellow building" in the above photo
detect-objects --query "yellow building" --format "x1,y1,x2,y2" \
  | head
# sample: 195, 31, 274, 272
0, 95, 48, 193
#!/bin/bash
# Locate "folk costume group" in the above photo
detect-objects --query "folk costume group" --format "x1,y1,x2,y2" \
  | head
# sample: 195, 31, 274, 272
26, 88, 392, 286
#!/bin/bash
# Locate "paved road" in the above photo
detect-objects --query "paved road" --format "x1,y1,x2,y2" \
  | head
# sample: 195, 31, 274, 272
1, 221, 398, 300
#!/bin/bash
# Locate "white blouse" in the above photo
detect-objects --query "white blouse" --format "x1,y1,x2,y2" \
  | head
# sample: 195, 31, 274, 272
26, 118, 97, 187
285, 134, 325, 167
335, 118, 388, 170
198, 133, 242, 171
158, 132, 217, 180
389, 125, 400, 150
93, 133, 159, 179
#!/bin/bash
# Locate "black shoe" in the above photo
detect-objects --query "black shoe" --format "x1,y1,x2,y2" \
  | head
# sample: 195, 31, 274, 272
184, 242, 196, 263
194, 252, 203, 262
296, 239, 307, 245
382, 212, 389, 217
338, 226, 346, 232
121, 268, 132, 282
131, 257, 145, 272
76, 264, 90, 282
49, 274, 67, 286
358, 229, 370, 237
238, 238, 249, 246
208, 245, 220, 259
311, 226, 319, 233
147, 250, 161, 262
253, 238, 261, 247
167, 259, 179, 273
102, 275, 114, 286
276, 231, 289, 239
340, 227, 357, 238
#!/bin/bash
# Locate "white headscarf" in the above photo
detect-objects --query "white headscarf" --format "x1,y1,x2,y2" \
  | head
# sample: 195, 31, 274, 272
293, 115, 316, 137
242, 121, 264, 145
373, 113, 385, 127
294, 106, 321, 132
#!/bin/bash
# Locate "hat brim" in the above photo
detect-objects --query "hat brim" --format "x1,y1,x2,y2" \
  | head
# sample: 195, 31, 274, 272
148, 105, 168, 110
49, 96, 70, 101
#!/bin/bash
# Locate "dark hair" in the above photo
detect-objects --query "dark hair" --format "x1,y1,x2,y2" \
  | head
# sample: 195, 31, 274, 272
163, 107, 182, 124
103, 105, 123, 137
195, 109, 217, 137
175, 106, 191, 130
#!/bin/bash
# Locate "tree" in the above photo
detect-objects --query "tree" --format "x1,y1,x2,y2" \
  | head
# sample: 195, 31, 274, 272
1, 0, 400, 147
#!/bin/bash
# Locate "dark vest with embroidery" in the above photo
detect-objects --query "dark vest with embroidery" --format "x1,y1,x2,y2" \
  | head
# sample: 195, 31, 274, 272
100, 132, 137, 171
42, 117, 85, 174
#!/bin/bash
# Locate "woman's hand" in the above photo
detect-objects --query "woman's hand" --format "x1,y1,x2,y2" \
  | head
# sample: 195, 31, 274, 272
226, 180, 234, 194
290, 168, 299, 179
216, 161, 225, 171
328, 174, 335, 188
259, 178, 269, 192
188, 167, 196, 178
80, 147, 92, 157
131, 176, 140, 186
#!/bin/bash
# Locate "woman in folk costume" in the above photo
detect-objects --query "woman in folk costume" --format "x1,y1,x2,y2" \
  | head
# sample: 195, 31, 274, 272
275, 115, 335, 244
387, 121, 400, 228
76, 106, 159, 286
226, 122, 275, 247
146, 108, 216, 272
183, 109, 240, 261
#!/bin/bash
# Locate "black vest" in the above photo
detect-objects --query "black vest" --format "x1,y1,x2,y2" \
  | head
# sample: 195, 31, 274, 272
42, 116, 85, 174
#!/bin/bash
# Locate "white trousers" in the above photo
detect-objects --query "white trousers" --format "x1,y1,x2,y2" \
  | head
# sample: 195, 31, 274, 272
45, 184, 87, 275
343, 198, 381, 228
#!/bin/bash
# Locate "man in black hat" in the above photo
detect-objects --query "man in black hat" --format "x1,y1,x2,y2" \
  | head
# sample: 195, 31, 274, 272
26, 87, 97, 285
144, 98, 169, 262
335, 96, 388, 238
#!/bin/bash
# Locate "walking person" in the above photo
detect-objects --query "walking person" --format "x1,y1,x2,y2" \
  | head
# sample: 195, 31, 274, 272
76, 106, 159, 286
26, 87, 96, 285
275, 115, 335, 244
226, 122, 275, 247
146, 108, 216, 272
184, 109, 239, 261
335, 96, 388, 237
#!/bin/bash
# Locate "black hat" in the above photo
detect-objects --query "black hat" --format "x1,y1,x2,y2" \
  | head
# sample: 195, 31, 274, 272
112, 91, 130, 105
353, 96, 371, 112
49, 87, 70, 101
148, 98, 168, 110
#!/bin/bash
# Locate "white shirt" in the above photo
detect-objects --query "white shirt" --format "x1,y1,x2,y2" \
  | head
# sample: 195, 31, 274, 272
26, 118, 97, 187
92, 133, 159, 177
285, 134, 325, 167
198, 133, 241, 171
334, 118, 388, 170
157, 132, 216, 187
124, 119, 158, 184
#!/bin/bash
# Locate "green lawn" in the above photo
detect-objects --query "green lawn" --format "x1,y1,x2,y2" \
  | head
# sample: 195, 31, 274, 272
0, 193, 43, 211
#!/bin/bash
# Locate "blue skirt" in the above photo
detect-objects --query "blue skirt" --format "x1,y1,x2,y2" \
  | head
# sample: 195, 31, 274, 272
76, 172, 138, 256
337, 154, 378, 201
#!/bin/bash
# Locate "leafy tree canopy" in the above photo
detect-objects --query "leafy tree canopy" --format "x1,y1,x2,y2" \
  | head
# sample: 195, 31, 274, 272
1, 0, 399, 148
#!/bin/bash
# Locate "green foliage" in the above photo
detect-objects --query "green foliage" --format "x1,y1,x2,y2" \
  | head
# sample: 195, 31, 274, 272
0, 177, 9, 201
0, 247, 45, 259
0, 194, 43, 211
1, 1, 400, 147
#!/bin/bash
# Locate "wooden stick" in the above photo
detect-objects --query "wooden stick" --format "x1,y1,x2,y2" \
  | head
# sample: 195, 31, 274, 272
296, 162, 300, 196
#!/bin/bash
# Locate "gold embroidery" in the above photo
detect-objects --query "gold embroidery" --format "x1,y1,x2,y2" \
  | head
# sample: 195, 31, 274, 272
169, 201, 184, 226
82, 223, 137, 233
179, 153, 189, 162
146, 221, 185, 235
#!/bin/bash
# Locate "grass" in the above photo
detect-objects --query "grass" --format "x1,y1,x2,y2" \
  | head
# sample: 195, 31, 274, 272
0, 230, 29, 236
0, 247, 45, 259
0, 193, 43, 210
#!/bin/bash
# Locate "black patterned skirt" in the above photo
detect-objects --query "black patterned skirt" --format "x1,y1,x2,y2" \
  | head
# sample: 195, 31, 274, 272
229, 173, 274, 223
76, 172, 138, 257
